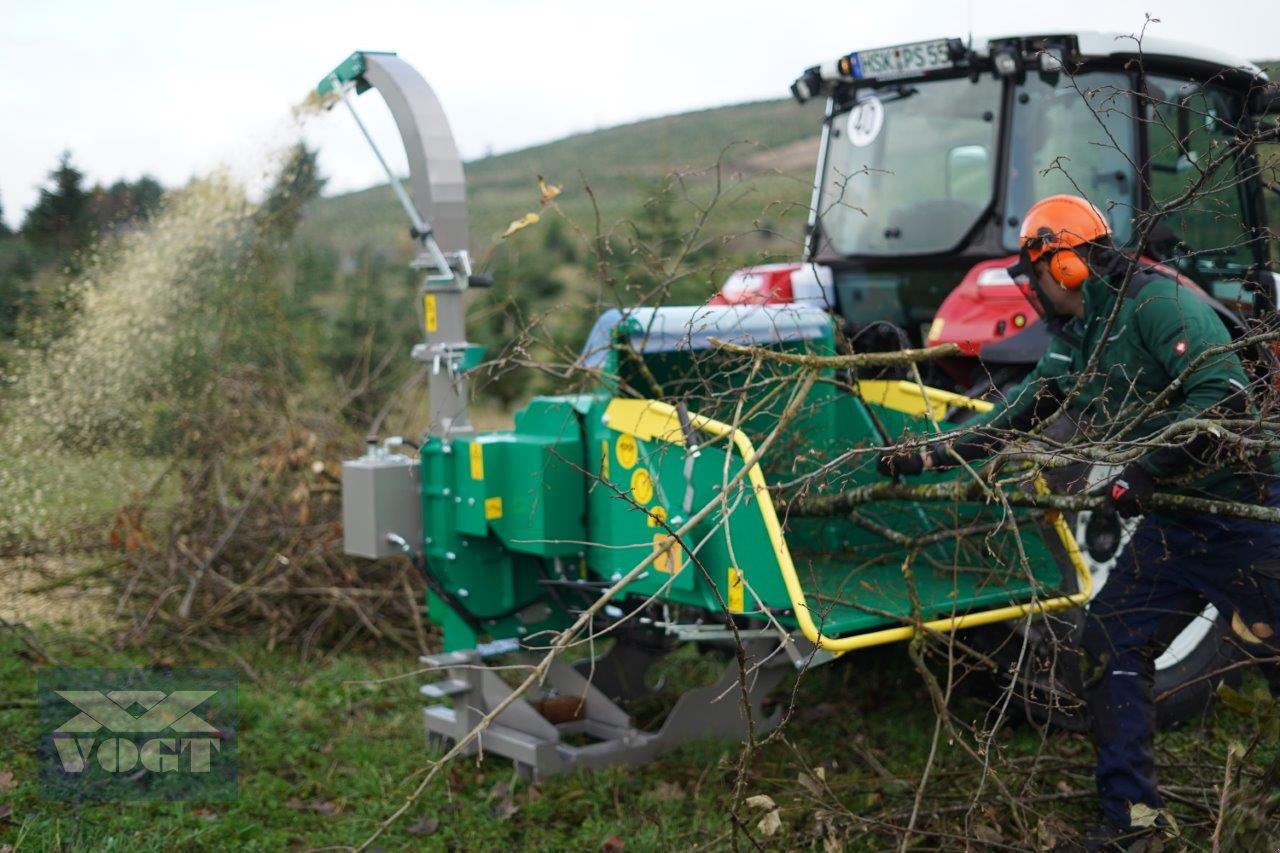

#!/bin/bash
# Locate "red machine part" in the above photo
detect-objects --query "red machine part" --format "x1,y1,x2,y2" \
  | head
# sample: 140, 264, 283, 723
926, 256, 1028, 350
928, 255, 1204, 352
709, 263, 800, 305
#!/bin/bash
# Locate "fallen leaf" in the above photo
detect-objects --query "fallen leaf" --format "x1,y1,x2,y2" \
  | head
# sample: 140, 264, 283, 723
796, 772, 823, 797
192, 806, 218, 821
537, 175, 562, 206
1129, 803, 1158, 828
601, 836, 625, 852
0, 804, 10, 822
501, 212, 541, 239
491, 798, 519, 821
308, 799, 341, 816
823, 834, 844, 853
407, 817, 439, 836
0, 772, 14, 793
973, 823, 1002, 844
757, 809, 782, 837
653, 781, 683, 801
745, 794, 776, 810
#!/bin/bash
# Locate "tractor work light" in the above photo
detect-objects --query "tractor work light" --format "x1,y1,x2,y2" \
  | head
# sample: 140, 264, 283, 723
992, 47, 1021, 78
1039, 47, 1065, 73
790, 65, 824, 103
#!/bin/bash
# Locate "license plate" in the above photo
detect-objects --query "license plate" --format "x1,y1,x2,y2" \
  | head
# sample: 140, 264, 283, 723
850, 39, 955, 80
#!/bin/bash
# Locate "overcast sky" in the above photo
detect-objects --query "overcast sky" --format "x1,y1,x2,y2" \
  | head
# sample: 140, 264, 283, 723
3, 0, 1278, 229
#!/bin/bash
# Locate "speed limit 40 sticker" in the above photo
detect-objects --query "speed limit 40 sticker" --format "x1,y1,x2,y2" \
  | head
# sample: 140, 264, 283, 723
846, 96, 884, 147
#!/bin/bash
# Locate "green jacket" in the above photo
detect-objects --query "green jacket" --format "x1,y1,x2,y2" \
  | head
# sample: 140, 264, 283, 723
965, 272, 1271, 502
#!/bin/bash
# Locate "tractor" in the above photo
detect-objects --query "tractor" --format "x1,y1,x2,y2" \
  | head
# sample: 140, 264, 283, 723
326, 34, 1280, 777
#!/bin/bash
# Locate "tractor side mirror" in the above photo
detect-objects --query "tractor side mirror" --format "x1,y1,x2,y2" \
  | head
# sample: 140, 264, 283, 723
1249, 82, 1280, 140
1250, 82, 1280, 116
945, 145, 991, 203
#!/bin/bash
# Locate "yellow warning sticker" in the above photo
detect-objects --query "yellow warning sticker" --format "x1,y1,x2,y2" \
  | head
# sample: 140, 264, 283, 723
484, 497, 503, 520
630, 468, 654, 505
653, 534, 683, 574
424, 293, 438, 333
646, 505, 668, 528
469, 442, 484, 480
727, 567, 745, 613
926, 316, 944, 342
615, 433, 638, 470
600, 440, 610, 480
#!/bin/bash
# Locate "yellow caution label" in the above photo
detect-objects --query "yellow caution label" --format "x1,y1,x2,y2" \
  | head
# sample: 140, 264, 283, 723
653, 534, 683, 574
727, 567, 745, 613
927, 317, 944, 342
484, 497, 503, 520
600, 440, 610, 480
469, 442, 484, 480
424, 293, 438, 333
615, 433, 638, 470
630, 468, 654, 505
646, 505, 668, 528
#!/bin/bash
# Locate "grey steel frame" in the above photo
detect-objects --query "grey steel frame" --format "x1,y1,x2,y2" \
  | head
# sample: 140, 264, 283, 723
336, 53, 476, 437
419, 639, 792, 779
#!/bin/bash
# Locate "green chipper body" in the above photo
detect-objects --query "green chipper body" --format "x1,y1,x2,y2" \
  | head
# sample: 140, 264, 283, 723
329, 49, 1088, 778
409, 310, 1084, 656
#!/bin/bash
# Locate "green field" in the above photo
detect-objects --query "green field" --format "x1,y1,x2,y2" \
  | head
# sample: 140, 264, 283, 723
4, 628, 1273, 850
302, 97, 825, 269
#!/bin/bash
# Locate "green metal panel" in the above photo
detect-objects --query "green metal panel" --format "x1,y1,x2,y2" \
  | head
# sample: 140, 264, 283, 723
416, 308, 1075, 651
489, 400, 586, 558
316, 50, 397, 96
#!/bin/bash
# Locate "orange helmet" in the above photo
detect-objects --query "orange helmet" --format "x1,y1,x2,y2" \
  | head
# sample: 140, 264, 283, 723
1018, 195, 1112, 289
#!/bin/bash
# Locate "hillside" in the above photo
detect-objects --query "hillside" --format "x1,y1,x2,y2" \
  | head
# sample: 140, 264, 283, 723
302, 98, 826, 265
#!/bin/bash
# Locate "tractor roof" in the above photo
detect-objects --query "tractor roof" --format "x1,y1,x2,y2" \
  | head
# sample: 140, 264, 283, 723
985, 31, 1267, 81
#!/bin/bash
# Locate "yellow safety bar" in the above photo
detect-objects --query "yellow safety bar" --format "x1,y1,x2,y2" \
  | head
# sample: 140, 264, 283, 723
603, 388, 1092, 653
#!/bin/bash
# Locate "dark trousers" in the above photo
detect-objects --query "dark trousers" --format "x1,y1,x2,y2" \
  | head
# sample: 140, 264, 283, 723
1080, 483, 1280, 828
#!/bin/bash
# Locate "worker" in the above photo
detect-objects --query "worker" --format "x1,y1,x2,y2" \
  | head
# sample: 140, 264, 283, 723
877, 194, 1280, 849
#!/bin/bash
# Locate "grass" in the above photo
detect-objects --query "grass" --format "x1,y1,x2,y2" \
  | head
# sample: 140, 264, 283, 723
2, 624, 1273, 850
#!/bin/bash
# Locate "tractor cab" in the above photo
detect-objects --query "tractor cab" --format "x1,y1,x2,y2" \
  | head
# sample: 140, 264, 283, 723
788, 32, 1280, 391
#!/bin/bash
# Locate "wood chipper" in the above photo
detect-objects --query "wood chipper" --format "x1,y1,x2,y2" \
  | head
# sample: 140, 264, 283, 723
324, 37, 1280, 777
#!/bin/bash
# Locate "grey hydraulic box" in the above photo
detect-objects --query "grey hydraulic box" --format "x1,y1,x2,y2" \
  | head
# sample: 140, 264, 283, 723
342, 454, 422, 558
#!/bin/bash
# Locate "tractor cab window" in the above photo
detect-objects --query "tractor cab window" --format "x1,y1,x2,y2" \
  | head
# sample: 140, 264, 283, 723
1004, 71, 1138, 249
1266, 162, 1280, 269
818, 75, 1000, 256
1143, 74, 1255, 284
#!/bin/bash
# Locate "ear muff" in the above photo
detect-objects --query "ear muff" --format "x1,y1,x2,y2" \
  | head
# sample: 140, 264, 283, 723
1048, 249, 1089, 289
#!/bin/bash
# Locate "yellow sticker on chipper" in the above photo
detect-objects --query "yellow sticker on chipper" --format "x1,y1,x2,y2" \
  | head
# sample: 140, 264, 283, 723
646, 505, 668, 528
727, 567, 745, 613
615, 433, 638, 470
484, 497, 503, 520
630, 468, 654, 505
424, 294, 438, 333
600, 440, 610, 480
653, 534, 683, 574
469, 442, 484, 480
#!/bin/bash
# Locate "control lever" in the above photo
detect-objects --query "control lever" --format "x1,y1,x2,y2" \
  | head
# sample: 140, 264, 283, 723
675, 402, 701, 514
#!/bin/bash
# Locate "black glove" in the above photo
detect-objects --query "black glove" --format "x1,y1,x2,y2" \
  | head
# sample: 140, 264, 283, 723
1105, 463, 1155, 518
877, 450, 925, 478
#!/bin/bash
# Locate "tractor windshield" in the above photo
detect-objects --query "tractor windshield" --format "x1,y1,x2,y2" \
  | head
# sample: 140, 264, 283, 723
818, 76, 1001, 256
1003, 71, 1138, 248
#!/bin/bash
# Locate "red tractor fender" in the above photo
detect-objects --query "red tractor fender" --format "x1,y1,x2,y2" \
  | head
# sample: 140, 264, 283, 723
927, 255, 1204, 385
